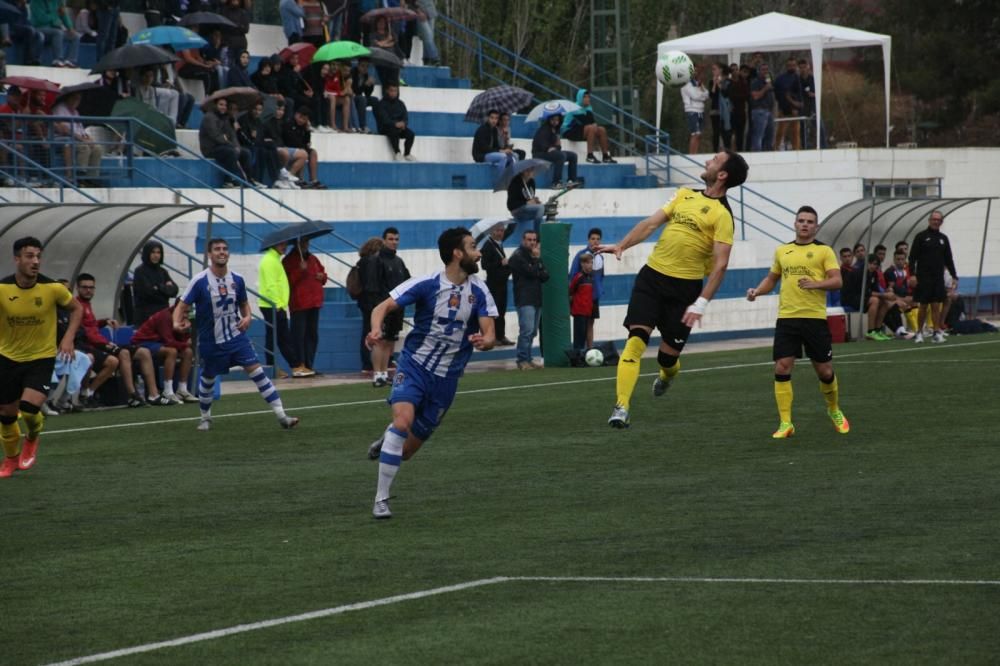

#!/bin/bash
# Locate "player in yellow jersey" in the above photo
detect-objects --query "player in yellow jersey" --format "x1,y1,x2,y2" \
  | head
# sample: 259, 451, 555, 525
597, 150, 749, 428
746, 206, 850, 438
0, 237, 82, 477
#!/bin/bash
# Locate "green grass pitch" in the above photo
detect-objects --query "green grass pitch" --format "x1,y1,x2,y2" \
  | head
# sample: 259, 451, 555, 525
4, 335, 1000, 664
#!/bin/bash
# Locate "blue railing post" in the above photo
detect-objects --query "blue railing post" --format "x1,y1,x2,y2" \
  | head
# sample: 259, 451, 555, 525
740, 190, 747, 241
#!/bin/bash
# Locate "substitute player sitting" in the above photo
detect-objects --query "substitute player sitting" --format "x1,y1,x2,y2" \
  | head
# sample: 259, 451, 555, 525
173, 238, 299, 432
597, 150, 749, 429
746, 206, 849, 438
365, 227, 497, 519
1, 237, 83, 477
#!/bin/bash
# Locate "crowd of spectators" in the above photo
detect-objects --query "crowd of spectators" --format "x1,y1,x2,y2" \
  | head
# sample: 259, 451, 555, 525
681, 53, 821, 153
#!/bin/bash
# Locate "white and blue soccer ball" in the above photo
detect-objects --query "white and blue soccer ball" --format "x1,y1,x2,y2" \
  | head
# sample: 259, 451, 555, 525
584, 348, 604, 367
657, 50, 695, 88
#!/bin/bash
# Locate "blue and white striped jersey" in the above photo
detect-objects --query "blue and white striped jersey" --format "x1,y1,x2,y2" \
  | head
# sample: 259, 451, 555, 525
391, 271, 498, 378
181, 268, 249, 347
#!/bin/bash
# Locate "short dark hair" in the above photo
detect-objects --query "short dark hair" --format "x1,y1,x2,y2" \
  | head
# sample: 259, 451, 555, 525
587, 227, 602, 238
839, 247, 852, 255
382, 227, 399, 239
275, 99, 286, 109
894, 250, 906, 258
874, 244, 886, 253
720, 150, 749, 188
207, 238, 228, 251
522, 229, 538, 239
13, 236, 42, 255
295, 105, 310, 117
894, 240, 908, 251
796, 205, 818, 219
438, 227, 471, 265
853, 243, 865, 252
77, 272, 96, 284
487, 109, 499, 116
797, 58, 808, 66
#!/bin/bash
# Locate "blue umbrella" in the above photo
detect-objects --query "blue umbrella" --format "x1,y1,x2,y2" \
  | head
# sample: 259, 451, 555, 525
525, 99, 581, 124
131, 26, 207, 51
258, 220, 334, 251
494, 158, 550, 192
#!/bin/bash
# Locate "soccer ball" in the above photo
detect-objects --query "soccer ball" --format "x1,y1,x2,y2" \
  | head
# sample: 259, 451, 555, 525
657, 50, 695, 88
584, 348, 604, 367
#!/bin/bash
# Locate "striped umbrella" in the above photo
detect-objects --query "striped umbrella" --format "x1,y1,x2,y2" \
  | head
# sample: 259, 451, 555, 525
463, 85, 533, 124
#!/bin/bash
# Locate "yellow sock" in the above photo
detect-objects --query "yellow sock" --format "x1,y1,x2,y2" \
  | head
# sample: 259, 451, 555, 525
615, 336, 647, 410
820, 375, 839, 412
22, 410, 44, 441
774, 379, 793, 423
658, 358, 681, 381
905, 308, 919, 331
1, 420, 22, 458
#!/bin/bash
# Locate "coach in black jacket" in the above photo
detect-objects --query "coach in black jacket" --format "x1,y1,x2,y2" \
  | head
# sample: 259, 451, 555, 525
132, 240, 178, 325
480, 223, 513, 345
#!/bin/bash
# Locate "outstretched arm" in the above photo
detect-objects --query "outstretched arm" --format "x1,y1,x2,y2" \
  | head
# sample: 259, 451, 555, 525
595, 209, 668, 260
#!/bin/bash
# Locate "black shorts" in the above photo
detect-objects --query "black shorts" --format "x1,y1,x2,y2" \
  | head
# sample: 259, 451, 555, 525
914, 273, 947, 303
773, 318, 833, 363
623, 266, 702, 352
382, 309, 405, 341
0, 354, 55, 404
563, 125, 586, 141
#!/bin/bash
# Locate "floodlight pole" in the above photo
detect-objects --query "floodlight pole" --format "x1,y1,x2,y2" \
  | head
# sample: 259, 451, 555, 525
973, 198, 992, 318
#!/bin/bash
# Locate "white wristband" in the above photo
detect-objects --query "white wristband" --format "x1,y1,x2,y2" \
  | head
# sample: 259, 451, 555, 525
687, 296, 709, 315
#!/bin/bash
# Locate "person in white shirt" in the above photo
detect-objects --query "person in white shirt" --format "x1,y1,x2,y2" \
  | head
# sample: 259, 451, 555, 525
681, 70, 710, 154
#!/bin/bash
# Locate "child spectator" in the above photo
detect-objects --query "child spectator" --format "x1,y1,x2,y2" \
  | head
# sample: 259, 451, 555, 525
569, 252, 595, 350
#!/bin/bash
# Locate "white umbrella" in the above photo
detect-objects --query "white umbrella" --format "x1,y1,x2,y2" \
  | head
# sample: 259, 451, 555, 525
525, 99, 581, 125
469, 216, 517, 245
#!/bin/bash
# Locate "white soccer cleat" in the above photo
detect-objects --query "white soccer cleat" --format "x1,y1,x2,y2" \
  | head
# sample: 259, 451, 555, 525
608, 404, 630, 429
914, 332, 924, 344
373, 499, 392, 519
932, 331, 945, 343
279, 416, 300, 430
197, 417, 212, 432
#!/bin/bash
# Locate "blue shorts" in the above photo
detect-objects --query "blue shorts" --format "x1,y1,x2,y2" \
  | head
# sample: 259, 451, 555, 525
388, 356, 459, 442
200, 336, 260, 378
139, 341, 163, 356
685, 112, 704, 135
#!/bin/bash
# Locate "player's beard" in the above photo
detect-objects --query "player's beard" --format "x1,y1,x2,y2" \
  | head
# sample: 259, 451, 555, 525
460, 254, 479, 274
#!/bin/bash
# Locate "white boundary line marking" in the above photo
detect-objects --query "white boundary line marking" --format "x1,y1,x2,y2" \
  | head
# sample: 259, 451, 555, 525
45, 574, 1000, 665
42, 338, 1000, 436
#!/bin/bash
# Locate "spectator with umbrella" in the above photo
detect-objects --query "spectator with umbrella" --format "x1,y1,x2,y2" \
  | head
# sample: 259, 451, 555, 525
283, 231, 329, 377
199, 96, 251, 187
498, 112, 525, 160
279, 50, 315, 124
532, 111, 578, 189
464, 84, 532, 127
135, 64, 183, 127
561, 89, 617, 164
176, 40, 219, 95
472, 108, 515, 184
504, 160, 549, 236
350, 58, 376, 133
375, 82, 414, 161
30, 0, 81, 67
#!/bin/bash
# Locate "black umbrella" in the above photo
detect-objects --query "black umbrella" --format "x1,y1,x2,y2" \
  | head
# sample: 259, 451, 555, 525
464, 85, 533, 124
91, 43, 177, 73
494, 158, 550, 192
0, 0, 22, 24
259, 221, 334, 251
367, 47, 402, 69
180, 11, 239, 30
53, 81, 105, 106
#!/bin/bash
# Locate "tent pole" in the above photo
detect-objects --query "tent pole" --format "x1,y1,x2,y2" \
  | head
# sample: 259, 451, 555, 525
973, 198, 992, 319
811, 42, 823, 151
883, 40, 892, 147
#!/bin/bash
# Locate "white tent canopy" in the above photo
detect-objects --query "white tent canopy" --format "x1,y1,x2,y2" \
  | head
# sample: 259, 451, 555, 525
657, 12, 892, 149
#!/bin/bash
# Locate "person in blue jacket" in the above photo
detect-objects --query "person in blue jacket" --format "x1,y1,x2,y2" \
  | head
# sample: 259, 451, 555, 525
561, 89, 617, 164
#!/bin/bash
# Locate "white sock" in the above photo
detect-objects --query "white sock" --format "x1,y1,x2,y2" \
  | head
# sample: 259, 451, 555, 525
163, 385, 176, 396
376, 426, 406, 501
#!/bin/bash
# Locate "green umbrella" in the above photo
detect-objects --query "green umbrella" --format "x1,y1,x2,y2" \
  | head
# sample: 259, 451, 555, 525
313, 40, 370, 63
112, 97, 176, 156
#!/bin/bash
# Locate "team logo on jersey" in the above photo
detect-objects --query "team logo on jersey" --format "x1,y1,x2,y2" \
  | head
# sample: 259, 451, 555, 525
393, 372, 405, 386
448, 291, 460, 309
218, 284, 229, 297
468, 293, 476, 304
701, 206, 710, 214
34, 297, 43, 307
806, 252, 814, 259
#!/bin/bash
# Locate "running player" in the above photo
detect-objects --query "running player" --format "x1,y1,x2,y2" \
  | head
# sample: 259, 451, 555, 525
365, 227, 497, 519
746, 206, 850, 438
597, 150, 749, 428
173, 238, 299, 432
0, 237, 83, 477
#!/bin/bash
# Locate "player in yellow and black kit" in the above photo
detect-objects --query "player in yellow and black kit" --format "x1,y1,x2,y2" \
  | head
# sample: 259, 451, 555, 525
746, 206, 850, 438
597, 150, 749, 428
0, 237, 83, 477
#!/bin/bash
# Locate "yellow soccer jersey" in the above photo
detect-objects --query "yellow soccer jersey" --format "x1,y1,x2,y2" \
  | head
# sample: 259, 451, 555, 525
647, 188, 735, 280
770, 241, 839, 319
0, 274, 73, 362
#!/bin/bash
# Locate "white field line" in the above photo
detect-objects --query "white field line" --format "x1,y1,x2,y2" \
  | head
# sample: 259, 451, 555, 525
45, 574, 1000, 665
43, 338, 1000, 437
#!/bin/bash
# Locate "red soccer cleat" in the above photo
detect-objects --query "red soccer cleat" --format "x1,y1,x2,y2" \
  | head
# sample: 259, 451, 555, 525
0, 455, 18, 478
18, 438, 38, 470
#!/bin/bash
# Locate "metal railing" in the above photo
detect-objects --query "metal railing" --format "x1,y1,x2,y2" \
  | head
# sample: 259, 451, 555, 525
435, 14, 797, 240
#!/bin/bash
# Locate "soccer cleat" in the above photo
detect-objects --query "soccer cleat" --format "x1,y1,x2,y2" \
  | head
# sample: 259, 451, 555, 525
197, 417, 212, 432
161, 393, 183, 405
127, 394, 146, 408
652, 375, 673, 397
608, 404, 630, 429
932, 331, 945, 343
914, 332, 924, 344
372, 498, 392, 519
279, 416, 300, 430
0, 455, 19, 478
828, 409, 850, 434
772, 422, 795, 439
18, 438, 38, 470
175, 389, 199, 403
367, 433, 384, 460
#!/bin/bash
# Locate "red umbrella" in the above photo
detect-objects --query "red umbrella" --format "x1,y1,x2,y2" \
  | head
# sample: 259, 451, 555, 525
360, 7, 418, 24
0, 76, 61, 93
280, 42, 316, 65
